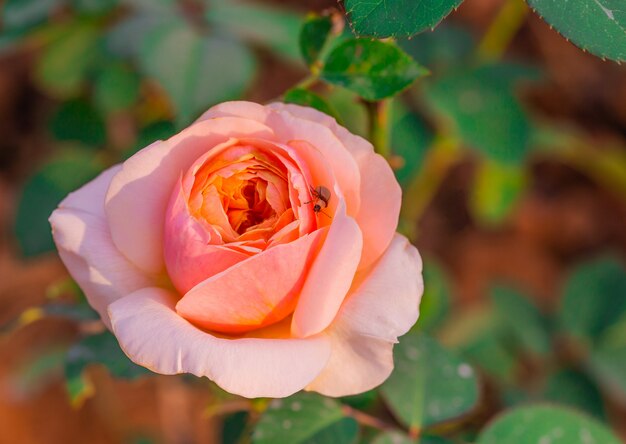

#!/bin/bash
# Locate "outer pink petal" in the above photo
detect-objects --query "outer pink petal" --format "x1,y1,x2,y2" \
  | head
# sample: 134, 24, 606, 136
197, 101, 269, 124
307, 326, 394, 397
266, 102, 372, 160
306, 235, 423, 396
108, 287, 332, 398
269, 103, 401, 269
49, 166, 154, 328
199, 101, 362, 218
105, 118, 274, 274
352, 151, 402, 269
291, 201, 363, 338
176, 228, 325, 333
60, 165, 120, 215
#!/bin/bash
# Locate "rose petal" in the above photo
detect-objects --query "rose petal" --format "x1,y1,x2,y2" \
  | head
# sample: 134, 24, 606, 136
50, 167, 154, 328
291, 201, 363, 338
307, 326, 394, 397
197, 100, 269, 124
352, 151, 402, 269
59, 165, 121, 215
199, 101, 362, 218
105, 118, 274, 274
306, 234, 423, 396
108, 287, 332, 398
268, 111, 363, 217
164, 180, 249, 294
267, 102, 372, 160
176, 228, 325, 333
269, 103, 401, 269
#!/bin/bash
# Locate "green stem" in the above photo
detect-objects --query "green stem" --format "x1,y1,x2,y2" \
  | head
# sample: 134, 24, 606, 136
476, 0, 529, 61
365, 99, 392, 158
294, 75, 319, 90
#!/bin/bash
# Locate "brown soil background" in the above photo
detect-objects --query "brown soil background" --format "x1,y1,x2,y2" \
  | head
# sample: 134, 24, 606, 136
1, 0, 625, 442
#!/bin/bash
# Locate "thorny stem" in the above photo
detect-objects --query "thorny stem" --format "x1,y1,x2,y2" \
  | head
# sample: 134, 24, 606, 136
366, 99, 392, 158
476, 0, 529, 61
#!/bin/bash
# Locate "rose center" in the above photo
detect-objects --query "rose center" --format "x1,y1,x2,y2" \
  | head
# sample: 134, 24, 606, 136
224, 177, 276, 235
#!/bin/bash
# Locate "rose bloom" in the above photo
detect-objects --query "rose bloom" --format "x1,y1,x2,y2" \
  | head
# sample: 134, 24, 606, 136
50, 101, 423, 398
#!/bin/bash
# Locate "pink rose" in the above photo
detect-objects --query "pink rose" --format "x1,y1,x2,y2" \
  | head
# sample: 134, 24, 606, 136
49, 101, 423, 398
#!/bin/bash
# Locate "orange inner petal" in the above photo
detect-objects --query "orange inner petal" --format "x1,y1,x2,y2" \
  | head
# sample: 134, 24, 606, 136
187, 145, 303, 247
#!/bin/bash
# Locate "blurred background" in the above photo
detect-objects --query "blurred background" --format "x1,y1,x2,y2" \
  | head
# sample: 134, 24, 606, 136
1, 0, 626, 443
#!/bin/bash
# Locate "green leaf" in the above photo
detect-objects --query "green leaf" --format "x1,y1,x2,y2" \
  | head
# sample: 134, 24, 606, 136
300, 14, 333, 67
321, 39, 428, 101
463, 335, 518, 384
470, 160, 526, 225
284, 88, 339, 120
125, 120, 176, 159
208, 0, 302, 62
50, 99, 107, 146
42, 302, 100, 322
414, 261, 451, 332
477, 404, 621, 444
440, 307, 518, 383
2, 0, 63, 30
94, 63, 141, 113
400, 24, 475, 73
372, 432, 413, 444
120, 0, 174, 13
373, 431, 452, 444
65, 331, 152, 405
380, 334, 480, 429
72, 0, 118, 14
558, 256, 626, 344
35, 20, 101, 98
491, 285, 551, 356
252, 393, 358, 444
221, 411, 249, 444
589, 337, 626, 402
139, 21, 256, 126
424, 64, 537, 164
340, 390, 378, 410
126, 120, 176, 158
420, 438, 453, 444
105, 14, 168, 59
390, 100, 433, 188
527, 0, 626, 62
325, 87, 368, 137
14, 147, 104, 256
306, 418, 358, 443
543, 370, 606, 419
344, 0, 464, 38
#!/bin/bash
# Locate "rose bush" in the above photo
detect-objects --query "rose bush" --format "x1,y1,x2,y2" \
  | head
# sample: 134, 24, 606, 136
49, 101, 423, 398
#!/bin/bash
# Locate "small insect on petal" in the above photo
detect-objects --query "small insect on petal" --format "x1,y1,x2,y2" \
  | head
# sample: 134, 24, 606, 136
306, 185, 332, 217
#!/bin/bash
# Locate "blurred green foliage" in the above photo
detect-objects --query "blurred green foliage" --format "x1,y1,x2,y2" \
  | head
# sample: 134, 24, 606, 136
15, 147, 104, 255
65, 330, 152, 406
2, 0, 626, 443
252, 394, 359, 444
344, 0, 626, 62
476, 404, 620, 444
380, 334, 480, 429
